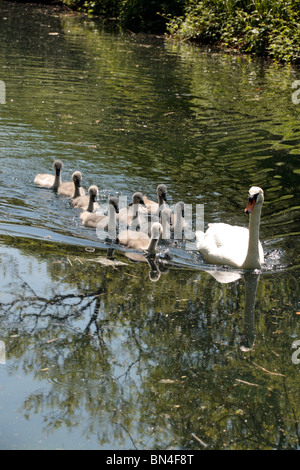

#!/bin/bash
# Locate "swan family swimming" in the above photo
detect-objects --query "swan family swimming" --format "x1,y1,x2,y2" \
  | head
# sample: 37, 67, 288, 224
34, 159, 265, 269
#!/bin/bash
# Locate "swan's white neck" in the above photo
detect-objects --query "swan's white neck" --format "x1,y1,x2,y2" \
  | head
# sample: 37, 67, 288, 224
243, 203, 262, 268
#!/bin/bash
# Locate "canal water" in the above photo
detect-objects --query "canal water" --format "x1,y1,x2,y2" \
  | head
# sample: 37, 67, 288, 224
0, 1, 299, 449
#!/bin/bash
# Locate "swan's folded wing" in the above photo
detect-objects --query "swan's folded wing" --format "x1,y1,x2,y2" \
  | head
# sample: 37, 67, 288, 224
198, 223, 250, 268
206, 223, 249, 248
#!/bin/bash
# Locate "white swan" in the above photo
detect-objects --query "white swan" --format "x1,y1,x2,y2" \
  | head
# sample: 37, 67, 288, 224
195, 186, 264, 269
72, 185, 100, 211
57, 171, 85, 197
34, 160, 63, 189
117, 222, 163, 254
80, 196, 119, 230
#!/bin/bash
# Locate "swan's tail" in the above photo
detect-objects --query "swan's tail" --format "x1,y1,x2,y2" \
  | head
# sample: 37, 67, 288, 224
195, 230, 204, 248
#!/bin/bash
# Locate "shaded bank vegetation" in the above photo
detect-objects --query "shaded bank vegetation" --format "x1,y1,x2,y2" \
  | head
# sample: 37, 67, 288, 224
166, 0, 300, 65
26, 0, 300, 64
7, 1, 300, 64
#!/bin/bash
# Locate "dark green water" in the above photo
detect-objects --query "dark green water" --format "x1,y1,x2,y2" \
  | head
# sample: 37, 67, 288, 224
0, 2, 299, 450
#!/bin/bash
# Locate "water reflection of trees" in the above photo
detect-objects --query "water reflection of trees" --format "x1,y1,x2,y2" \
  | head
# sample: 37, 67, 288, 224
0, 241, 299, 449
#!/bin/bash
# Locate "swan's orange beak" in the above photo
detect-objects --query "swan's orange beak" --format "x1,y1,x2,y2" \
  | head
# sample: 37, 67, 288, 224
245, 198, 255, 214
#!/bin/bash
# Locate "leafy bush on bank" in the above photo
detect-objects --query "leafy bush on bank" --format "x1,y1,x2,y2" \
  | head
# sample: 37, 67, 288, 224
63, 0, 120, 18
41, 0, 300, 63
166, 0, 300, 64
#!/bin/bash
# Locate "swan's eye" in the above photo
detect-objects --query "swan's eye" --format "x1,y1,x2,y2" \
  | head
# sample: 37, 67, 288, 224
248, 193, 258, 203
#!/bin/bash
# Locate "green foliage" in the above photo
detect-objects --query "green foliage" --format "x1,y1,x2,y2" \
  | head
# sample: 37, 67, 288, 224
54, 0, 300, 62
64, 0, 185, 32
64, 0, 121, 17
166, 0, 300, 64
